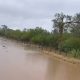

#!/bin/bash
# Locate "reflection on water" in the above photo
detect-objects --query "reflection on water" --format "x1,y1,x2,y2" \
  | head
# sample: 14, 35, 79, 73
0, 37, 80, 80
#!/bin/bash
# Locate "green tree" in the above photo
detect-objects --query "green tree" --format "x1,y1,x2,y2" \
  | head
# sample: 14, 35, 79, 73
52, 13, 72, 37
71, 13, 80, 37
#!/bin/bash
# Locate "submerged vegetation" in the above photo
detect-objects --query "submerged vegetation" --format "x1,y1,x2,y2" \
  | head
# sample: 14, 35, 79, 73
0, 12, 80, 58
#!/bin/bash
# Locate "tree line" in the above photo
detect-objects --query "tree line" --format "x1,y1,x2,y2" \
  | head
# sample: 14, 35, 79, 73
0, 12, 80, 58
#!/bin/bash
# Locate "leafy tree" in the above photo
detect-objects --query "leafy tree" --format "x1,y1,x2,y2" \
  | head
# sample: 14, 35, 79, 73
71, 13, 80, 37
52, 13, 72, 50
52, 13, 72, 37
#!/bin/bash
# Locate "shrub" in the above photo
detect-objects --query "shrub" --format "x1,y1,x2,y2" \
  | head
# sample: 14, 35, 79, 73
69, 49, 80, 58
58, 37, 80, 52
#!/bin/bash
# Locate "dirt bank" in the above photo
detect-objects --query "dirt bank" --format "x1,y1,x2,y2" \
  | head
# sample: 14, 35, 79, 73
22, 43, 80, 65
42, 50, 80, 65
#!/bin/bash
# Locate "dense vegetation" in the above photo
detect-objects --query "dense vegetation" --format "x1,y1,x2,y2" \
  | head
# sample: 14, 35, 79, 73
0, 12, 80, 58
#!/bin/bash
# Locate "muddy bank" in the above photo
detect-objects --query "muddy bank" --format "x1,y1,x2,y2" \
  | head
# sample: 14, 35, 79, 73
19, 44, 80, 65
17, 43, 80, 65
19, 43, 80, 65
42, 50, 80, 64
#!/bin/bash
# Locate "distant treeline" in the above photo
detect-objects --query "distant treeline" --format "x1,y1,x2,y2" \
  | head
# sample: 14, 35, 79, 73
0, 26, 58, 47
0, 12, 80, 58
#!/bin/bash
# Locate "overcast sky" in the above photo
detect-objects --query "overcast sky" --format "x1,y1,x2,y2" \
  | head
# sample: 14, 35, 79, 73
0, 0, 80, 31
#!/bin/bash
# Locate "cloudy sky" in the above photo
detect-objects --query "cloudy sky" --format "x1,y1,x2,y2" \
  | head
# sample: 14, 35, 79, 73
0, 0, 80, 31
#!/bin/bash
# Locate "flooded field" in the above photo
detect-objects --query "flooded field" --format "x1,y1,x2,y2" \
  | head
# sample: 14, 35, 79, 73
0, 37, 80, 80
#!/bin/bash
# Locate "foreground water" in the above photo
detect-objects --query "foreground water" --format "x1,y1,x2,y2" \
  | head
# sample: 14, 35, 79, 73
0, 37, 80, 80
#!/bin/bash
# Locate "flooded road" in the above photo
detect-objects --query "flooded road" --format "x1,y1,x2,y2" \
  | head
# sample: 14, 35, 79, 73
0, 37, 80, 80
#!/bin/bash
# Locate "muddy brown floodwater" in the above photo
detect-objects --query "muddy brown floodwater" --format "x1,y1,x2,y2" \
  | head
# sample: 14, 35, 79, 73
0, 37, 80, 80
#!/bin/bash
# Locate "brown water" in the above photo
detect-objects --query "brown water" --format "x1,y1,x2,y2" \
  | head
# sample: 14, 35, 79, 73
0, 37, 80, 80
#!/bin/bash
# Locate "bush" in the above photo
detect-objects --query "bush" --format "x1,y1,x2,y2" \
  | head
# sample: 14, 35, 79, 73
31, 34, 45, 45
69, 49, 80, 58
31, 34, 59, 48
58, 37, 80, 52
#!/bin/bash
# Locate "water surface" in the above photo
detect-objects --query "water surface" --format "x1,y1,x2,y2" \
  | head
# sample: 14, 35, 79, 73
0, 37, 80, 80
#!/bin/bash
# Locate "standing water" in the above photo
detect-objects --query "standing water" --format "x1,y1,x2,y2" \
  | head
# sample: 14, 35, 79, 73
0, 37, 80, 80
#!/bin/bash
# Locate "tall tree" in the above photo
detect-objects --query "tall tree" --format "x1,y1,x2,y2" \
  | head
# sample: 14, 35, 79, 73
71, 13, 80, 37
1, 25, 8, 30
52, 13, 65, 36
52, 13, 73, 51
52, 13, 72, 41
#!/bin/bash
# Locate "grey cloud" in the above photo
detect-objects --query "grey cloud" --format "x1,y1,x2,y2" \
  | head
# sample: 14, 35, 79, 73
0, 0, 67, 19
0, 0, 80, 31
